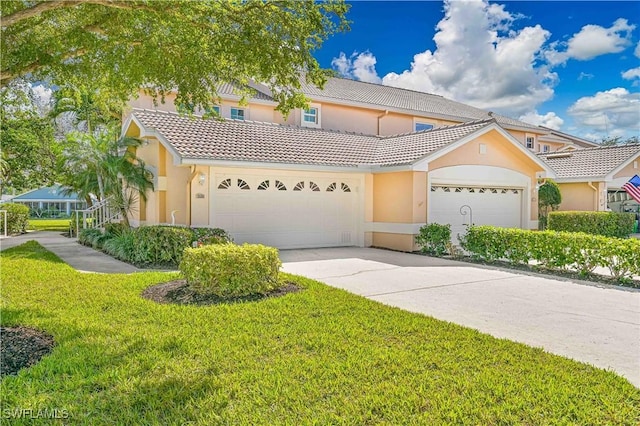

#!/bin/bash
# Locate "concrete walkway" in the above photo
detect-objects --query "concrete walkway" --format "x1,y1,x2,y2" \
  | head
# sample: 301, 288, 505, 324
281, 247, 640, 387
0, 231, 141, 273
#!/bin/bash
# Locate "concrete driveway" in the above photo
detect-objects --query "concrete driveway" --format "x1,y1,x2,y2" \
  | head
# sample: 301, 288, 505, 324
281, 247, 640, 387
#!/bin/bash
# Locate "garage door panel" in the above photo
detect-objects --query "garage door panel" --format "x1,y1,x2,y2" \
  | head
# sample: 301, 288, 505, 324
430, 185, 522, 243
213, 175, 359, 249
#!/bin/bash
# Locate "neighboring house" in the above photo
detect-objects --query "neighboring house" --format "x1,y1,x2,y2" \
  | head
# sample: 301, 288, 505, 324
537, 127, 600, 152
11, 185, 88, 217
538, 144, 640, 213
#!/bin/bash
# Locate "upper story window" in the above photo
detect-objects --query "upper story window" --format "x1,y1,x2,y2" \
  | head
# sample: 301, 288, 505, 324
231, 108, 245, 120
202, 105, 220, 117
526, 135, 535, 150
541, 144, 550, 153
415, 121, 434, 132
301, 105, 321, 128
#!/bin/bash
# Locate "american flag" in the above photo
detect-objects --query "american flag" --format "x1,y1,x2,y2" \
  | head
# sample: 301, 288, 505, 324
622, 174, 640, 204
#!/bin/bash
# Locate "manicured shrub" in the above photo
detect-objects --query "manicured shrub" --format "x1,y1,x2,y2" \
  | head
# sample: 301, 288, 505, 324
0, 203, 29, 235
180, 243, 282, 297
460, 225, 640, 282
191, 227, 232, 246
538, 180, 561, 230
78, 228, 104, 247
548, 211, 635, 238
102, 229, 135, 261
131, 225, 194, 266
415, 223, 451, 256
104, 222, 129, 238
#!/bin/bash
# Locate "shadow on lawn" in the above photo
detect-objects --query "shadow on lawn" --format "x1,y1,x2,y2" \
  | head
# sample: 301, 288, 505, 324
1, 241, 67, 264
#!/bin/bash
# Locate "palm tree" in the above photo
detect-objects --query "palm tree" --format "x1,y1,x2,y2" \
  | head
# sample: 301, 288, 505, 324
60, 126, 154, 227
50, 86, 121, 134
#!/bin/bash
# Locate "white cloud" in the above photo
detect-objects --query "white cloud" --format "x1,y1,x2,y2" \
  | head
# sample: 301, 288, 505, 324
577, 72, 594, 80
567, 88, 640, 136
331, 51, 382, 84
546, 18, 635, 64
621, 67, 640, 80
519, 111, 564, 130
635, 41, 640, 58
377, 0, 555, 116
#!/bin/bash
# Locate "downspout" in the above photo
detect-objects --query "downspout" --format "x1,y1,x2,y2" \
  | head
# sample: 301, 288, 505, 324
587, 181, 598, 211
377, 110, 389, 135
187, 166, 198, 226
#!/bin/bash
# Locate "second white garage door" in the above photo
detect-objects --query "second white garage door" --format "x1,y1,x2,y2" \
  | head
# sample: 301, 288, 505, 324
213, 174, 360, 249
429, 185, 523, 243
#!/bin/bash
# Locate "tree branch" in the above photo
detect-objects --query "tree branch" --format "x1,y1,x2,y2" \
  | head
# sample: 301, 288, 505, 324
2, 0, 156, 28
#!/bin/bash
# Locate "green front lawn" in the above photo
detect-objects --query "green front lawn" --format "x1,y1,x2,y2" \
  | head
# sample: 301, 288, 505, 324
27, 218, 71, 232
2, 242, 639, 425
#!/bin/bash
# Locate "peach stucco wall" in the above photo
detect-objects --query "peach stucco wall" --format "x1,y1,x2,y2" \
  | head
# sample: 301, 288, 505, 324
128, 92, 276, 122
372, 172, 414, 223
428, 129, 541, 220
614, 155, 640, 179
371, 232, 415, 252
370, 171, 426, 251
164, 148, 190, 225
190, 166, 210, 227
558, 182, 608, 211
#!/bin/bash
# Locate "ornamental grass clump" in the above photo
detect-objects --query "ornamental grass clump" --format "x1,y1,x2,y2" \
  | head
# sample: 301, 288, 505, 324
180, 243, 282, 298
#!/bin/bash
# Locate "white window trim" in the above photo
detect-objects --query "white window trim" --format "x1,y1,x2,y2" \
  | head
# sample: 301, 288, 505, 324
413, 118, 436, 132
525, 134, 536, 150
301, 104, 321, 128
540, 144, 550, 153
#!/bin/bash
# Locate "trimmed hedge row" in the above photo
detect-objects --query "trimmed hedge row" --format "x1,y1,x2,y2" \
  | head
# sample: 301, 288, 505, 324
460, 225, 640, 282
0, 203, 29, 235
79, 225, 231, 267
180, 244, 282, 297
548, 211, 635, 238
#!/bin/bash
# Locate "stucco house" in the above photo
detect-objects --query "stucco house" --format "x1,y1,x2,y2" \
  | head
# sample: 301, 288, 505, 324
9, 185, 88, 217
538, 144, 640, 214
122, 77, 582, 251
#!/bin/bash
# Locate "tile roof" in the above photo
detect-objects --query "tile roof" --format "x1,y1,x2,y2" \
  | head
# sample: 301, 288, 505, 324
130, 109, 495, 168
298, 77, 542, 131
375, 120, 493, 166
538, 144, 640, 179
217, 82, 273, 101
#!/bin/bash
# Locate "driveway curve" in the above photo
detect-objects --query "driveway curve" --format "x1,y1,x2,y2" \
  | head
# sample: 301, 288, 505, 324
281, 247, 640, 388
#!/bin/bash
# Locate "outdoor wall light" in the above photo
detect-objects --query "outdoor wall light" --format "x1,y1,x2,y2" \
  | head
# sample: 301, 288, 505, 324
198, 172, 206, 186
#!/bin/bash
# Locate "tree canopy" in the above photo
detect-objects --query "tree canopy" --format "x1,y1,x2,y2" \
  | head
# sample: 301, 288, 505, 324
1, 0, 349, 115
0, 82, 60, 194
600, 136, 640, 146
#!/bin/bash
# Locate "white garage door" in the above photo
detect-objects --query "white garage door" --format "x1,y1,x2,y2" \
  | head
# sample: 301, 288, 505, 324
429, 185, 523, 243
213, 175, 359, 249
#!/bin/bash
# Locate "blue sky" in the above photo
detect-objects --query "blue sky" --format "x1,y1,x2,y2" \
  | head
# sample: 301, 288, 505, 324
315, 0, 640, 141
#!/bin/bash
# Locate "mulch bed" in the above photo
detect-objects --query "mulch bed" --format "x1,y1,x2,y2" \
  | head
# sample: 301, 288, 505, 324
1, 326, 55, 377
142, 279, 302, 306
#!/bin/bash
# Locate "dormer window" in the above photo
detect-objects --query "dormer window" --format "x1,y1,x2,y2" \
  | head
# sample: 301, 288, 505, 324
301, 105, 321, 128
541, 144, 550, 153
231, 108, 245, 120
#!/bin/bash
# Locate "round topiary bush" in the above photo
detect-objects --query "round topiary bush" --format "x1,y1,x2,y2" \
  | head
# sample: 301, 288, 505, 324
180, 243, 282, 298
